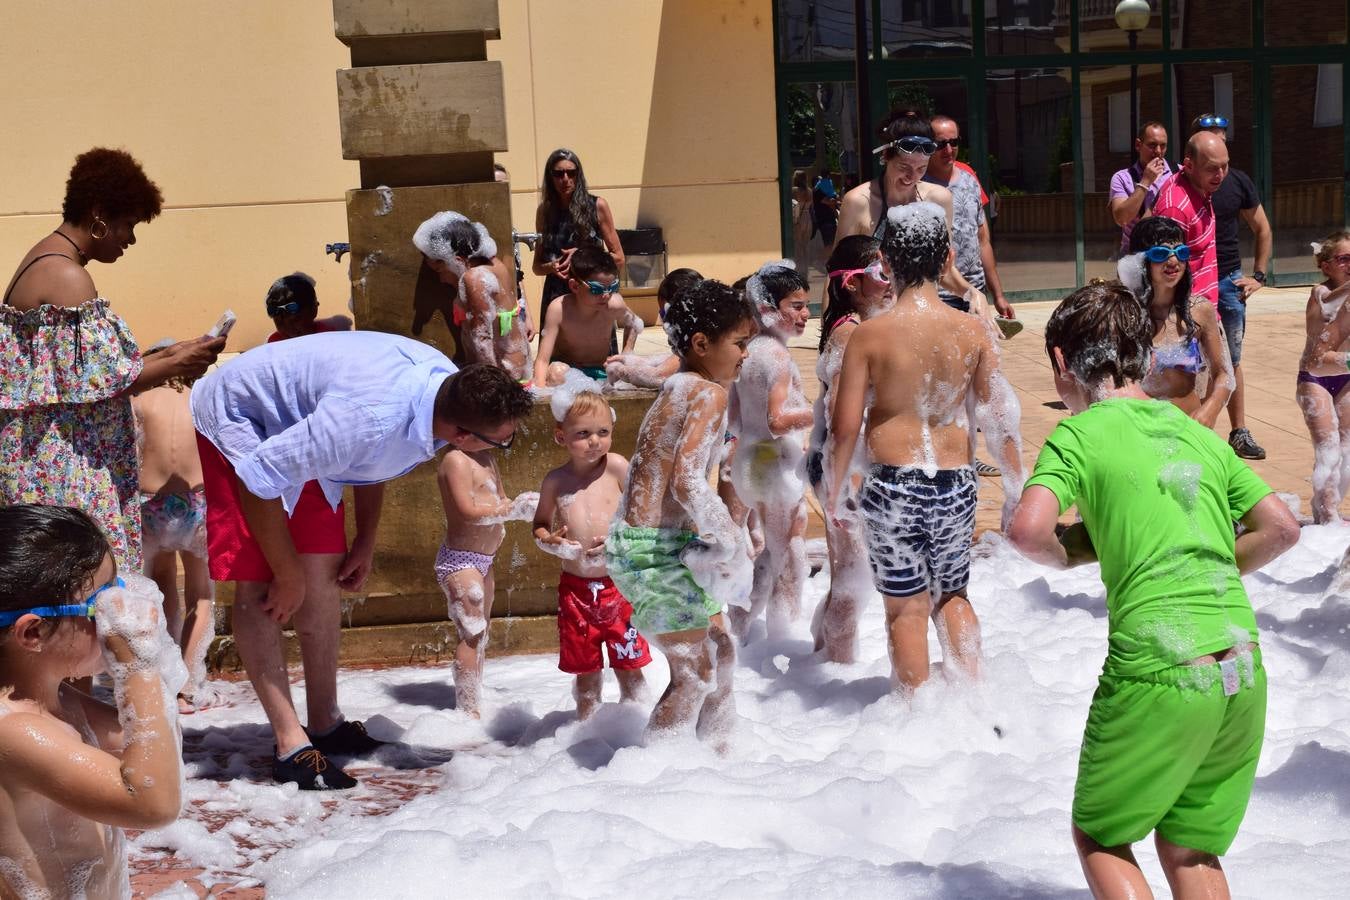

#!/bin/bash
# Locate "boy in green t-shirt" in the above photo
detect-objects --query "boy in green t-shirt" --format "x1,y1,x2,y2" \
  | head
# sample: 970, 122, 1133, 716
1007, 282, 1300, 900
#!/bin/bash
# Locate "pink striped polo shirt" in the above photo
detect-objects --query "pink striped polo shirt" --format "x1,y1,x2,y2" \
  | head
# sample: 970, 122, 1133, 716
1152, 171, 1218, 305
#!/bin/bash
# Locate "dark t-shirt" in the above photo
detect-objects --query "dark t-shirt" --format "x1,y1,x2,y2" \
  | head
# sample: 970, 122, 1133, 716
1210, 167, 1260, 277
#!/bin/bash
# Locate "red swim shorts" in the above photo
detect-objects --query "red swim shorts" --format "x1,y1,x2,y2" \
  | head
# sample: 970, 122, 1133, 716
195, 432, 349, 583
557, 572, 653, 675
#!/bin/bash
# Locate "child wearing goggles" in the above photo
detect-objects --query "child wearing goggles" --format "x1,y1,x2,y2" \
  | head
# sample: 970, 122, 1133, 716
0, 504, 186, 898
533, 244, 644, 387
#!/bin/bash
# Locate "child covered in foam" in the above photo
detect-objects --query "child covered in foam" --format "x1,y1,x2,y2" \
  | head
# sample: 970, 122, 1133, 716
826, 202, 1024, 694
533, 373, 651, 719
0, 504, 186, 900
415, 211, 532, 384
132, 362, 217, 714
603, 268, 701, 390
534, 245, 643, 387
726, 261, 814, 643
1008, 281, 1299, 900
605, 279, 757, 746
807, 236, 894, 662
1295, 230, 1350, 523
435, 391, 538, 718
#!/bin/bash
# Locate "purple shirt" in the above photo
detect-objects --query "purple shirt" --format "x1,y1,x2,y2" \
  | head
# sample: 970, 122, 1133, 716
1110, 161, 1176, 255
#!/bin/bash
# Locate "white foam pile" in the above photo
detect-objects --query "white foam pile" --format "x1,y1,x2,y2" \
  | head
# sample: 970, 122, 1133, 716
137, 527, 1350, 898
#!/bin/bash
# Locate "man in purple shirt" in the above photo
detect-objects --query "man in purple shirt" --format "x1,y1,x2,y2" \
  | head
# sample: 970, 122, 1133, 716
192, 331, 533, 789
1109, 121, 1176, 257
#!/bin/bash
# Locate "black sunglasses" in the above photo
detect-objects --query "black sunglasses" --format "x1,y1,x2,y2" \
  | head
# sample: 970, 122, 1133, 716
934, 137, 961, 149
464, 426, 516, 450
551, 168, 578, 180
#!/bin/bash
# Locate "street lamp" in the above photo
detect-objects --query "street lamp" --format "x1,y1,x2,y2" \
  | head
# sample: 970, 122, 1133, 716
1115, 0, 1151, 144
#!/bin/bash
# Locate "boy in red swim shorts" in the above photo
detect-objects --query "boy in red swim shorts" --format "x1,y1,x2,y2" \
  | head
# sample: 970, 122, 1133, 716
534, 389, 650, 719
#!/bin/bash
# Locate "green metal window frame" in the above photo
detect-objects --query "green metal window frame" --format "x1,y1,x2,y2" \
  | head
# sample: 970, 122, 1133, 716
774, 0, 1350, 301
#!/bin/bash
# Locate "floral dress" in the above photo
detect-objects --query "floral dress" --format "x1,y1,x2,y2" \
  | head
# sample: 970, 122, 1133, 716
0, 299, 144, 568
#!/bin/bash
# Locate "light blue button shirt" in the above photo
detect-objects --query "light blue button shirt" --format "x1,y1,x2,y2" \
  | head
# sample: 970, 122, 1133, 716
190, 331, 455, 514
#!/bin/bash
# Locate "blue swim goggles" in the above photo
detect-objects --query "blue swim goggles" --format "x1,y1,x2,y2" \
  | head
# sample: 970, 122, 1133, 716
0, 576, 125, 627
585, 279, 620, 296
1143, 244, 1191, 263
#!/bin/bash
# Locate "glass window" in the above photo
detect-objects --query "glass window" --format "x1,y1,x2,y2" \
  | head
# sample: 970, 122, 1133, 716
1172, 62, 1254, 174
784, 81, 860, 283
777, 0, 857, 63
1267, 0, 1347, 46
984, 0, 1068, 56
985, 67, 1077, 294
1171, 0, 1251, 49
1080, 0, 1163, 53
1079, 64, 1165, 280
1271, 65, 1345, 278
879, 0, 973, 58
1315, 64, 1344, 128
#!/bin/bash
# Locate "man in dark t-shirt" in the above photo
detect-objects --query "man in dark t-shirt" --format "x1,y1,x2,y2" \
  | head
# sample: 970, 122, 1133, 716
1193, 114, 1272, 460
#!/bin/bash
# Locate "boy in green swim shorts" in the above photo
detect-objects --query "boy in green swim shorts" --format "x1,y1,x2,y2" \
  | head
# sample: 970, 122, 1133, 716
606, 276, 756, 746
1008, 282, 1300, 899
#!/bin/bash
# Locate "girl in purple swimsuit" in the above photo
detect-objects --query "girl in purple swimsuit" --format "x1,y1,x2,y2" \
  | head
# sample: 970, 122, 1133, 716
1117, 216, 1234, 428
1296, 230, 1350, 523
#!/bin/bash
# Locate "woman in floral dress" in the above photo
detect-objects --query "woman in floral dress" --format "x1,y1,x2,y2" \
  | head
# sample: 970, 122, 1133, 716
1, 147, 225, 568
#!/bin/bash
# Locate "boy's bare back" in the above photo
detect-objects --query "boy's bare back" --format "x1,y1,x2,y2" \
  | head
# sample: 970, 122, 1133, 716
542, 452, 628, 577
851, 299, 991, 470
461, 259, 530, 381
437, 448, 508, 554
132, 385, 203, 496
621, 373, 729, 531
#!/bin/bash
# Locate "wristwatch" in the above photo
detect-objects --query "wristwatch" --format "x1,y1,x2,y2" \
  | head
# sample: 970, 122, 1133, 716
1251, 271, 1267, 284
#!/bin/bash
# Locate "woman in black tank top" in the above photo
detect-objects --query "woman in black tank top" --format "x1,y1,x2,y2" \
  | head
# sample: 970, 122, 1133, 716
531, 149, 625, 321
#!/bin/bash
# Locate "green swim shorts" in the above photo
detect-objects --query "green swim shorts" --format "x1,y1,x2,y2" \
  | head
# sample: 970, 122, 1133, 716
605, 525, 722, 635
1073, 649, 1266, 856
574, 364, 608, 381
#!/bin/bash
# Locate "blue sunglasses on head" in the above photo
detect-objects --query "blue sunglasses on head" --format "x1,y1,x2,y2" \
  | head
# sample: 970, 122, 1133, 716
1196, 115, 1229, 129
585, 279, 620, 296
267, 300, 306, 316
0, 576, 125, 627
1143, 244, 1191, 263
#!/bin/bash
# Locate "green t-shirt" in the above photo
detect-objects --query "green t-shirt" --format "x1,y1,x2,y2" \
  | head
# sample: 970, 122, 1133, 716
1024, 398, 1271, 676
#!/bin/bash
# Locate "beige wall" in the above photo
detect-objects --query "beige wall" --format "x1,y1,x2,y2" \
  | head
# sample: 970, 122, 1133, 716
0, 1, 780, 352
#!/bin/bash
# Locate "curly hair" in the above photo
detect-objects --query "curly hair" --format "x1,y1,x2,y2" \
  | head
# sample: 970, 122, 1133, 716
0, 505, 110, 624
1316, 230, 1350, 266
1044, 281, 1153, 389
436, 363, 534, 432
61, 147, 163, 225
664, 278, 755, 358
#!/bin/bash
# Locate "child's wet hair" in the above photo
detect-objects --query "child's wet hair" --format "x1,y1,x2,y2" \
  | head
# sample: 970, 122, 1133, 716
265, 272, 317, 316
569, 245, 618, 283
746, 263, 808, 311
657, 268, 702, 311
436, 364, 534, 432
1316, 230, 1350, 266
562, 390, 613, 425
0, 505, 110, 627
820, 235, 881, 352
881, 202, 949, 291
412, 211, 497, 264
1044, 281, 1153, 388
664, 278, 756, 357
1128, 215, 1195, 338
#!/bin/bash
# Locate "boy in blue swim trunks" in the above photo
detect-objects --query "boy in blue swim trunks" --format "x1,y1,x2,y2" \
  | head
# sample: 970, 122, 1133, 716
1008, 281, 1300, 899
534, 245, 643, 387
606, 277, 756, 745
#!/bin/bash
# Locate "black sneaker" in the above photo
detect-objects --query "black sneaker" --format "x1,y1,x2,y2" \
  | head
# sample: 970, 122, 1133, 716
308, 719, 389, 757
1229, 428, 1267, 460
273, 746, 357, 790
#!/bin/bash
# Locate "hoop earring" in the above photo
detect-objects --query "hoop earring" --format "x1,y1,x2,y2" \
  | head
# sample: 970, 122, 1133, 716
90, 218, 109, 240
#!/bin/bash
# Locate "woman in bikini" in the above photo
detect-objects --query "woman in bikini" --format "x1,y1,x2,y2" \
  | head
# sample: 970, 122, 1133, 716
1296, 230, 1350, 523
832, 110, 986, 314
1117, 215, 1233, 428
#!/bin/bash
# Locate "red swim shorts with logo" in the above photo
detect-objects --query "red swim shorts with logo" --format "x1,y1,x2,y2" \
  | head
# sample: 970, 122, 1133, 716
557, 572, 653, 674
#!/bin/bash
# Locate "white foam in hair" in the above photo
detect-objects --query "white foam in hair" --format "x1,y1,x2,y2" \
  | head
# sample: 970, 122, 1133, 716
745, 259, 797, 311
1116, 253, 1149, 300
471, 221, 498, 260
549, 367, 605, 422
886, 200, 946, 233
413, 210, 495, 267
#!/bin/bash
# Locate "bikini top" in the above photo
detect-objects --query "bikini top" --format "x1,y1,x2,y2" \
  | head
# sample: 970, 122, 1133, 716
453, 297, 527, 336
869, 180, 934, 241
1153, 336, 1203, 374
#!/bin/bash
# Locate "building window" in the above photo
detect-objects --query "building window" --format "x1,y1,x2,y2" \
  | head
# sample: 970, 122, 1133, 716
1315, 64, 1343, 127
1211, 72, 1235, 139
1108, 91, 1132, 152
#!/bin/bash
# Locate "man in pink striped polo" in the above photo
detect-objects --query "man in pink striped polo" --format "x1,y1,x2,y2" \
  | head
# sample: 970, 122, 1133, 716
1152, 131, 1230, 305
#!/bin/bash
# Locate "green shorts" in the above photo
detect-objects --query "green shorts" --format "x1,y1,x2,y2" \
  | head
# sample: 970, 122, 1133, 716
1073, 650, 1266, 856
573, 364, 608, 381
605, 525, 722, 635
